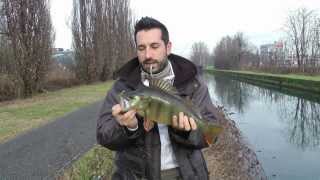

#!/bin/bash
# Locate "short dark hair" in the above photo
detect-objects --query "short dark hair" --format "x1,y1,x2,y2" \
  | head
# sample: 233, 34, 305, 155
134, 17, 169, 45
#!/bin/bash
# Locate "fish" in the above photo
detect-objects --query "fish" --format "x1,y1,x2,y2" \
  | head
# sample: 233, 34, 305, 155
118, 78, 223, 144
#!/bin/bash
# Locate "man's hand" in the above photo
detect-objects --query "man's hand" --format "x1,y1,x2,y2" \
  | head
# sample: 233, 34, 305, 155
112, 104, 138, 129
172, 112, 197, 131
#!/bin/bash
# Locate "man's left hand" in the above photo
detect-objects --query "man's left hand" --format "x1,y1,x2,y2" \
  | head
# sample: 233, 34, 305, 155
172, 112, 197, 131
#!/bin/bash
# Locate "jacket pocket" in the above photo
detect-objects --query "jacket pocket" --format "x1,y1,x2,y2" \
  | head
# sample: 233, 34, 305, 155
116, 151, 146, 178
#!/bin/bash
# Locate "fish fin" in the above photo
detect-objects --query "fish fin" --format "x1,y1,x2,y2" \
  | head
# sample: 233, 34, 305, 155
204, 134, 213, 145
148, 78, 179, 95
203, 124, 223, 145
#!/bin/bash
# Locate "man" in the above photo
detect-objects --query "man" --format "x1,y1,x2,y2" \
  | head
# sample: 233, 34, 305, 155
97, 17, 219, 180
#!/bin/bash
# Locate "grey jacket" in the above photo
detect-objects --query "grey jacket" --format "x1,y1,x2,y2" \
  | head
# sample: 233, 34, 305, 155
97, 54, 219, 180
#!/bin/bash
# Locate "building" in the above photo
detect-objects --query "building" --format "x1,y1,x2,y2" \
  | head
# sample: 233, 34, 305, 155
260, 41, 286, 66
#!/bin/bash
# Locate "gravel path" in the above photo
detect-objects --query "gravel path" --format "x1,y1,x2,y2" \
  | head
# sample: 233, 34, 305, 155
0, 101, 103, 180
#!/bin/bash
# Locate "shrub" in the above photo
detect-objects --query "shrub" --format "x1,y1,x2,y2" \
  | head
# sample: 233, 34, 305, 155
0, 74, 20, 101
45, 62, 80, 91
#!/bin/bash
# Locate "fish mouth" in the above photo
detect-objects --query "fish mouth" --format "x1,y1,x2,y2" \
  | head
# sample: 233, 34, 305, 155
119, 94, 142, 112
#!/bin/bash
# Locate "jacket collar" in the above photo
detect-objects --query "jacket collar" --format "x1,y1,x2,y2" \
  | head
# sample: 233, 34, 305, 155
113, 54, 197, 89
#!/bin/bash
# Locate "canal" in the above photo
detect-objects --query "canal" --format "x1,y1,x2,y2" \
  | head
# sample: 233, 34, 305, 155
204, 73, 320, 180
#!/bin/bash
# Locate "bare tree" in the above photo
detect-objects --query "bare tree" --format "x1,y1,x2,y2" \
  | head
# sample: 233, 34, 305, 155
72, 0, 92, 83
72, 0, 134, 83
190, 41, 211, 67
1, 0, 54, 97
213, 36, 233, 69
213, 33, 253, 70
100, 0, 135, 81
284, 8, 319, 72
233, 32, 248, 67
309, 17, 320, 70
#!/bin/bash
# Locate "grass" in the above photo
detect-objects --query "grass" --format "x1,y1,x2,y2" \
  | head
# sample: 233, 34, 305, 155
57, 145, 114, 180
226, 70, 320, 81
206, 68, 320, 81
0, 81, 113, 143
207, 68, 320, 93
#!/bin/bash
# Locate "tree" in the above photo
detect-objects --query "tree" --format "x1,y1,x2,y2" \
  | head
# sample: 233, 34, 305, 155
190, 41, 211, 67
213, 36, 234, 69
284, 8, 320, 72
233, 32, 247, 67
72, 0, 135, 83
1, 0, 54, 97
309, 17, 320, 69
213, 32, 256, 70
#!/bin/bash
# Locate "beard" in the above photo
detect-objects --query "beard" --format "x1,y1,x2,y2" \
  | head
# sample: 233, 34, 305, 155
141, 57, 168, 74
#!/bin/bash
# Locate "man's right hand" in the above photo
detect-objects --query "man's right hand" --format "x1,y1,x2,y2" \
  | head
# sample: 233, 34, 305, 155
112, 104, 138, 129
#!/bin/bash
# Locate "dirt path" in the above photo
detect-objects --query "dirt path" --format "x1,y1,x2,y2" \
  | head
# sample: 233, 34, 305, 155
0, 101, 103, 180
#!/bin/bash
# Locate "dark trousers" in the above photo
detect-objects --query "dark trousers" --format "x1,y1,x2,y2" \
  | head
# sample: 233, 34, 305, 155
137, 167, 181, 180
160, 168, 182, 180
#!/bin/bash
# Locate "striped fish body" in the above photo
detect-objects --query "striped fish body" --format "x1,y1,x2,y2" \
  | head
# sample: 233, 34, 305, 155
132, 87, 199, 124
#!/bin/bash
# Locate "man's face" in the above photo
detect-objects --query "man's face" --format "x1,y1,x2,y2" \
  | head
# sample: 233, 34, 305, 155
136, 28, 172, 74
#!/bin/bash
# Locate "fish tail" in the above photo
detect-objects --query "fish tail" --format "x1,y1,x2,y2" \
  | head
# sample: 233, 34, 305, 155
202, 123, 223, 145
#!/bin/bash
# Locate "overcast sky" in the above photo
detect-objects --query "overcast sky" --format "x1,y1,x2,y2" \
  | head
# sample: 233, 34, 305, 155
51, 0, 320, 57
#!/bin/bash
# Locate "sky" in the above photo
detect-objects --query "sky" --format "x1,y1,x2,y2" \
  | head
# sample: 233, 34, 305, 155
51, 0, 320, 57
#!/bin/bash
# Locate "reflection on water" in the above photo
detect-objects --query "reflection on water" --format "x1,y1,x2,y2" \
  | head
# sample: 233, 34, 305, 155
211, 74, 251, 114
204, 73, 320, 179
278, 98, 320, 150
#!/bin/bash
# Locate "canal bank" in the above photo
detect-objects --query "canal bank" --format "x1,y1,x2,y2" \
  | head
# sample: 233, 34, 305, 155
207, 69, 320, 95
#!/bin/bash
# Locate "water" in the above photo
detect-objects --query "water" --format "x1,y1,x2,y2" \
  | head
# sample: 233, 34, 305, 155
204, 73, 320, 180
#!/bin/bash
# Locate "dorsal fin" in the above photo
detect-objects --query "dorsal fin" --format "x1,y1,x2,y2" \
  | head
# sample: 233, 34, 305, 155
148, 78, 178, 95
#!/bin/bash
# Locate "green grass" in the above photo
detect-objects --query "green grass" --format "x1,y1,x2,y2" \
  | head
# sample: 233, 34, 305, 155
226, 70, 320, 81
206, 68, 320, 81
0, 81, 113, 143
207, 69, 320, 93
57, 145, 114, 180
